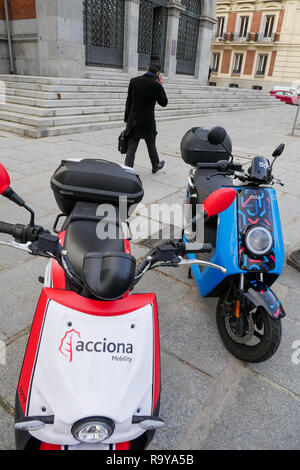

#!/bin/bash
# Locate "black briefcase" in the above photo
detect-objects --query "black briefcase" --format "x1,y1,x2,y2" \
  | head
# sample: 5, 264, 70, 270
118, 130, 128, 154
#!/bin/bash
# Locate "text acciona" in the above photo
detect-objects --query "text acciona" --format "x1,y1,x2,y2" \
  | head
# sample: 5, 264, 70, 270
75, 339, 133, 355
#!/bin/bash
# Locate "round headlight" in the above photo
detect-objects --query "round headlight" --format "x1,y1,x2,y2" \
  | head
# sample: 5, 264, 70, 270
72, 417, 114, 444
245, 226, 273, 256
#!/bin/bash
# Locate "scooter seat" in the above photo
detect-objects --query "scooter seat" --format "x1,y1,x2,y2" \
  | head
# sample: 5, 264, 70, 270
63, 201, 125, 277
194, 168, 235, 204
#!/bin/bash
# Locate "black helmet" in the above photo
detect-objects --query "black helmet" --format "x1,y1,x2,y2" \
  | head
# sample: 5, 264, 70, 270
181, 127, 232, 166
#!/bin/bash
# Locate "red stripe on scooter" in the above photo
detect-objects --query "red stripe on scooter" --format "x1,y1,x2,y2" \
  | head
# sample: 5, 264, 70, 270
52, 231, 66, 289
17, 290, 49, 414
124, 238, 131, 255
116, 442, 130, 450
152, 299, 161, 413
43, 288, 156, 317
40, 442, 62, 450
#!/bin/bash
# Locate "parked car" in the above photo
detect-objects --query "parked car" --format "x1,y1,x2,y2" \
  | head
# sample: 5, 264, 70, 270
270, 86, 298, 96
273, 90, 300, 105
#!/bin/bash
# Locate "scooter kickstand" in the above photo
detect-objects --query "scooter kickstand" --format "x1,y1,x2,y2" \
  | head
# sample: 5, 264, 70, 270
188, 267, 193, 279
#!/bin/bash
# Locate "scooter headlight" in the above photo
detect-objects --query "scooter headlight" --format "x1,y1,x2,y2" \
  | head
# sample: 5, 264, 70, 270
72, 417, 114, 444
245, 226, 273, 256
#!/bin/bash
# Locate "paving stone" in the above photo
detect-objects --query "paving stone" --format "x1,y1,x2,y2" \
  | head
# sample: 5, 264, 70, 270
198, 374, 300, 450
134, 269, 191, 324
0, 257, 47, 336
0, 408, 15, 450
151, 351, 212, 450
250, 319, 300, 396
0, 335, 28, 407
160, 298, 231, 377
277, 263, 300, 291
272, 283, 300, 323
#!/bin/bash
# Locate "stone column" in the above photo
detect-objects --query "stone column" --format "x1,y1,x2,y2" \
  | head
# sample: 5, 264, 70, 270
124, 0, 140, 76
194, 16, 216, 84
164, 1, 185, 79
35, 0, 85, 78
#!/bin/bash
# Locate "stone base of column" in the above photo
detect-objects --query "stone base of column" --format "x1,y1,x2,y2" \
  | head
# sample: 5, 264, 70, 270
36, 0, 85, 78
194, 16, 216, 84
123, 0, 140, 77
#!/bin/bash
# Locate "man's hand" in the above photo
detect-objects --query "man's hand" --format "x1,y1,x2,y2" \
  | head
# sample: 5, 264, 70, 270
157, 75, 164, 85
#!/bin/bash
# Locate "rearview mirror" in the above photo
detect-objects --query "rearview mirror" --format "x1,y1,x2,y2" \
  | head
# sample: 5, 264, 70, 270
204, 188, 236, 217
272, 143, 285, 158
207, 126, 227, 146
0, 162, 35, 225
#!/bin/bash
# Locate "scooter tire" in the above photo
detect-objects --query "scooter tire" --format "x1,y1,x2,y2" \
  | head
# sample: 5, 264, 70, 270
216, 299, 282, 363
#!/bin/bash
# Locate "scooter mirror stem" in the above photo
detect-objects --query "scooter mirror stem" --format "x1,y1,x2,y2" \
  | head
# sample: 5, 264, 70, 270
221, 143, 234, 162
3, 187, 35, 226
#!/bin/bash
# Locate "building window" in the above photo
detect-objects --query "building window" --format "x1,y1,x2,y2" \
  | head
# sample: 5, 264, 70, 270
238, 16, 249, 38
256, 54, 268, 75
216, 17, 225, 38
211, 53, 220, 72
232, 53, 243, 74
264, 15, 275, 38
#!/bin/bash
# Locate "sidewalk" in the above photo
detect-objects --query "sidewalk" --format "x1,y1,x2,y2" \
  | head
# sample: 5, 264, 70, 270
0, 104, 299, 450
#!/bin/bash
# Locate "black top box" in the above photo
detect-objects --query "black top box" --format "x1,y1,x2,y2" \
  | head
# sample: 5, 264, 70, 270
51, 159, 144, 215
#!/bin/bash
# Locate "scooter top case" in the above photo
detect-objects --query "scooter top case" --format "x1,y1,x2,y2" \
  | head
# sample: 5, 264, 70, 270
15, 288, 160, 450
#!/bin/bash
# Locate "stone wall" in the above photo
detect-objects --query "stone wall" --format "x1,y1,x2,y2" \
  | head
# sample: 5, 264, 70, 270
0, 0, 38, 75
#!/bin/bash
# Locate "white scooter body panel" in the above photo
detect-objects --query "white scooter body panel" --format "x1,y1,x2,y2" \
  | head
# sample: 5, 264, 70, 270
27, 298, 155, 446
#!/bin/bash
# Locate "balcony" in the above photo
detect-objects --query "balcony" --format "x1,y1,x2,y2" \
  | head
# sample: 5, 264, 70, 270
214, 32, 279, 44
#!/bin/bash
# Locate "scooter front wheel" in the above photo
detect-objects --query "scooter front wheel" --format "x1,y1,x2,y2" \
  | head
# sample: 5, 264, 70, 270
216, 298, 282, 363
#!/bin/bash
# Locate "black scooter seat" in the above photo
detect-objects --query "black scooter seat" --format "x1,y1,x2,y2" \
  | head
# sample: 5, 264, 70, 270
194, 167, 235, 203
63, 201, 125, 277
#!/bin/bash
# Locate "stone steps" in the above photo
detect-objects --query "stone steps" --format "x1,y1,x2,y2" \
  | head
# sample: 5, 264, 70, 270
0, 97, 279, 118
0, 74, 283, 138
0, 103, 279, 138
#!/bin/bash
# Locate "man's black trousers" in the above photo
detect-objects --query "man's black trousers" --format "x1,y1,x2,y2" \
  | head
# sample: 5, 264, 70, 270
125, 131, 160, 169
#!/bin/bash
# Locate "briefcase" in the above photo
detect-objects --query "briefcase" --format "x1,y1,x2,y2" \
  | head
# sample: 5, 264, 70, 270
118, 130, 128, 154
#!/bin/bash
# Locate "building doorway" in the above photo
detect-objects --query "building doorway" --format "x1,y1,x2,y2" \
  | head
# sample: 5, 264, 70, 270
176, 0, 201, 75
84, 0, 125, 68
138, 0, 168, 71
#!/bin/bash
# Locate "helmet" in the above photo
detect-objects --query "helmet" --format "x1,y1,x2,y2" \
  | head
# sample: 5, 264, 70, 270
180, 127, 232, 166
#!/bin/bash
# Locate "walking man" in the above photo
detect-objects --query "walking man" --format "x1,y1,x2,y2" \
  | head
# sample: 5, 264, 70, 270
124, 62, 168, 173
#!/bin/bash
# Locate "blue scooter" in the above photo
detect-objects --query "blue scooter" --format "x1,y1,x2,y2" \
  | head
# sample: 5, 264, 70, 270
182, 126, 286, 363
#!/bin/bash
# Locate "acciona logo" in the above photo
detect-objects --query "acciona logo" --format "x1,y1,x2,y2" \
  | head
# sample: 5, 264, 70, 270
59, 329, 133, 363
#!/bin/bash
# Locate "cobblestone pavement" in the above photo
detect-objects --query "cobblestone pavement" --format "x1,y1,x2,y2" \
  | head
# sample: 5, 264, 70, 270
0, 105, 299, 450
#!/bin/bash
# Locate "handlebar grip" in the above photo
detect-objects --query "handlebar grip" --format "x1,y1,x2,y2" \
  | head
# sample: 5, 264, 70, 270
197, 163, 218, 169
185, 243, 213, 254
0, 221, 14, 236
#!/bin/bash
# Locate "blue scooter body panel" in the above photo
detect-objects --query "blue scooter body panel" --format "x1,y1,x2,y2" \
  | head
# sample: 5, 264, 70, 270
186, 187, 284, 297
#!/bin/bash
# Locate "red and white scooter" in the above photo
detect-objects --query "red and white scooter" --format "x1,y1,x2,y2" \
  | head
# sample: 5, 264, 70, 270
0, 159, 235, 450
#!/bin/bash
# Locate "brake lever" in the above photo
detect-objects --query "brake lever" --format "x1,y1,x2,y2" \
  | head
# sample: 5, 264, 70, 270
0, 240, 31, 252
177, 257, 227, 274
206, 171, 233, 181
272, 178, 284, 187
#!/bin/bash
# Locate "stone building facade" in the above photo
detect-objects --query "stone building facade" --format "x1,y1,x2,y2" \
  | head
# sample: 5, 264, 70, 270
0, 0, 217, 83
210, 0, 300, 91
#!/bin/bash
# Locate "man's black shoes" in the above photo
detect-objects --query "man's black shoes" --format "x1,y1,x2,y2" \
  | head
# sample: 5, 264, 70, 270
152, 161, 165, 174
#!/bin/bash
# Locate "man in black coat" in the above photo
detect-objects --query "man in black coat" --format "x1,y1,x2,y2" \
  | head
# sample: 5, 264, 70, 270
124, 63, 168, 173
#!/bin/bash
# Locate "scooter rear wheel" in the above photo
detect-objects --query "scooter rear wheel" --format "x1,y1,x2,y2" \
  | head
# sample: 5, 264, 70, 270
216, 298, 282, 363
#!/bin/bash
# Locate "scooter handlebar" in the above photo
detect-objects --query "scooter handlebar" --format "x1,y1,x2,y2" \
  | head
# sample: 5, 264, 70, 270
0, 221, 14, 236
198, 161, 243, 172
0, 221, 43, 244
